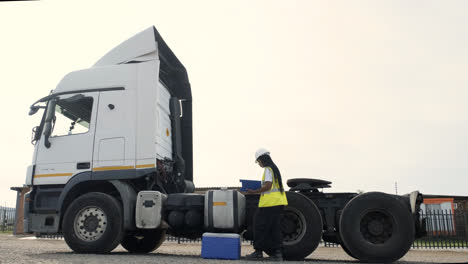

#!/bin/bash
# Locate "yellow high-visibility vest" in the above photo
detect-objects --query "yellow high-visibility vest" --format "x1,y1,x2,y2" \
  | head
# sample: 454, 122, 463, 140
258, 167, 288, 207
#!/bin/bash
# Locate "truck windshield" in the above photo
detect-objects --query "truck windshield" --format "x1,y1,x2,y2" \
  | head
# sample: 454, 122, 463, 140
50, 96, 93, 137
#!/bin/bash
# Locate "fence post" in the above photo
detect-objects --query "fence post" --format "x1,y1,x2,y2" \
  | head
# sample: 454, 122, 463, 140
464, 212, 468, 240
1, 208, 6, 232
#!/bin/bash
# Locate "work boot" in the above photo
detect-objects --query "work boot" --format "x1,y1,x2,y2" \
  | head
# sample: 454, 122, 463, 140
245, 249, 263, 260
267, 249, 283, 261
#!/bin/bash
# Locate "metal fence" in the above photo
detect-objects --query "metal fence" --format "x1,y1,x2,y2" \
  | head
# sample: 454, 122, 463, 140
165, 235, 253, 245
166, 236, 201, 244
413, 210, 468, 249
0, 206, 16, 232
165, 235, 342, 247
36, 234, 64, 239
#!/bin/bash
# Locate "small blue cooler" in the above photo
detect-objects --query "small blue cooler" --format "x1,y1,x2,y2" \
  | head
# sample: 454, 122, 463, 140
239, 179, 261, 192
201, 233, 241, 260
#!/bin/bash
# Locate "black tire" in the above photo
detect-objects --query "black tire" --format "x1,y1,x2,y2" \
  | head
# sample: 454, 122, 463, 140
337, 210, 357, 259
281, 192, 323, 260
121, 229, 166, 253
63, 192, 123, 253
339, 192, 415, 263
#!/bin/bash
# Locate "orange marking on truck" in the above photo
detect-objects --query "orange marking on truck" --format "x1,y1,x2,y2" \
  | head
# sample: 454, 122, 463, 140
136, 164, 155, 169
34, 173, 73, 178
93, 166, 135, 171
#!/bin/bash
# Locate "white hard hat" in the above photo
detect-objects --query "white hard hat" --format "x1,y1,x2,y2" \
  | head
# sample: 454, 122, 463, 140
255, 148, 270, 162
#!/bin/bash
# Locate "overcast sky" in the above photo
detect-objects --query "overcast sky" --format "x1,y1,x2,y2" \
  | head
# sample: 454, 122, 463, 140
1, 0, 467, 207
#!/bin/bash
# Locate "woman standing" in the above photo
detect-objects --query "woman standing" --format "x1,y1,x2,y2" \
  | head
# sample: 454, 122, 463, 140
245, 148, 288, 261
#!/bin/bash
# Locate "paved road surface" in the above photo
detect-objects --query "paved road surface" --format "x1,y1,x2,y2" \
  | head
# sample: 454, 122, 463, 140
0, 234, 467, 264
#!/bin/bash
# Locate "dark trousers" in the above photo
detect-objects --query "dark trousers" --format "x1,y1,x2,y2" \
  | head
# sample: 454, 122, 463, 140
253, 205, 284, 252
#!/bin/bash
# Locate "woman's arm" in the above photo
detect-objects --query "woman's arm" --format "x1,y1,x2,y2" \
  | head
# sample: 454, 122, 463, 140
246, 181, 272, 194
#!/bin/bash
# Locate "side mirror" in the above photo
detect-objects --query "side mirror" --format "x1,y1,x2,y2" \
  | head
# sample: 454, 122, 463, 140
43, 98, 57, 148
29, 105, 45, 116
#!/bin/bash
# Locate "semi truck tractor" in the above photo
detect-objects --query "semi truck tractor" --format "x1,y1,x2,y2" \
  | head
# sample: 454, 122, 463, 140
23, 26, 426, 262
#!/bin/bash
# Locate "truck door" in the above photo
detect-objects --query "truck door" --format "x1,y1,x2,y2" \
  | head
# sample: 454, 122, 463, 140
92, 89, 133, 170
34, 92, 99, 185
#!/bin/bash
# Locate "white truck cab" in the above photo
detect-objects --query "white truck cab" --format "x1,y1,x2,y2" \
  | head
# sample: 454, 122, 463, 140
31, 61, 172, 185
24, 26, 194, 237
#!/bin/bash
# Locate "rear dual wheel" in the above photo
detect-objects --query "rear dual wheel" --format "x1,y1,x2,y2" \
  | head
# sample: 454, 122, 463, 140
339, 192, 415, 262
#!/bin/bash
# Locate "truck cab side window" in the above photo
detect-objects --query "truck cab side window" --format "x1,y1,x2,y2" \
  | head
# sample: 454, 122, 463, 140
50, 96, 93, 137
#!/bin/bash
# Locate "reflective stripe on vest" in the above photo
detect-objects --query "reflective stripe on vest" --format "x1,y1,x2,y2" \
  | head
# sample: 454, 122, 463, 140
258, 167, 288, 207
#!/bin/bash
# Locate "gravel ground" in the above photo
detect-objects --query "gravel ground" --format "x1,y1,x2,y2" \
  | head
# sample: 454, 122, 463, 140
1, 234, 467, 264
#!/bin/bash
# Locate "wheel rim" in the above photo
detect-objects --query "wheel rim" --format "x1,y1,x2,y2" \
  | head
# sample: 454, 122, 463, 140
73, 206, 108, 242
360, 210, 394, 244
282, 206, 306, 245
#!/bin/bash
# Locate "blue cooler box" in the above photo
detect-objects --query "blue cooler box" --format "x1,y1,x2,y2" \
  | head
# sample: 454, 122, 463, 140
201, 233, 241, 260
239, 179, 261, 192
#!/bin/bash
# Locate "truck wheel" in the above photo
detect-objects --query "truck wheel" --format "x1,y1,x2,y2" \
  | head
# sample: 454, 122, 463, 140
63, 192, 123, 253
121, 229, 166, 253
281, 192, 323, 260
339, 192, 414, 263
